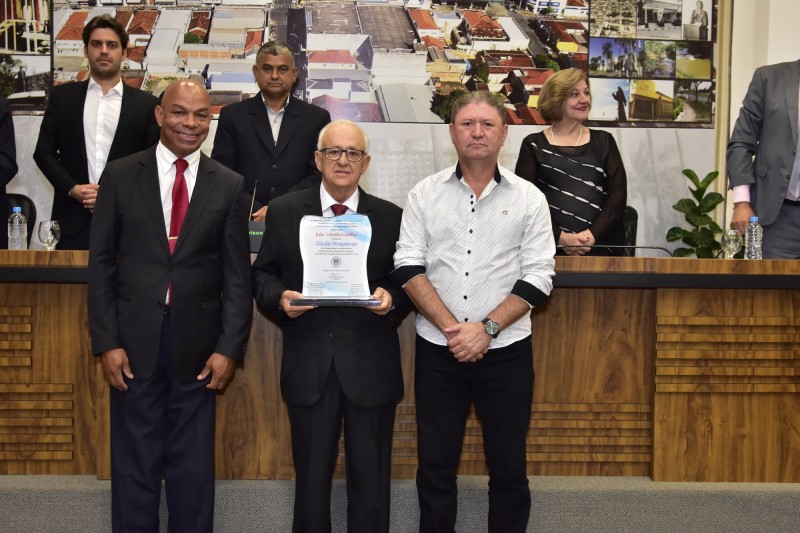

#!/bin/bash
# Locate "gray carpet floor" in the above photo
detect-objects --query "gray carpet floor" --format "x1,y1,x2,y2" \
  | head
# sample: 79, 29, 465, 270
1, 475, 799, 532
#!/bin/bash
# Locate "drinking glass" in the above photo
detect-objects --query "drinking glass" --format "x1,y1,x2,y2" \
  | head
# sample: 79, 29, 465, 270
721, 228, 742, 259
38, 220, 61, 251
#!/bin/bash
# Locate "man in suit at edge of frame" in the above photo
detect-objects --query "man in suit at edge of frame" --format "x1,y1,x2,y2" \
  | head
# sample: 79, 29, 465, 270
727, 59, 800, 258
252, 119, 410, 532
34, 14, 160, 249
88, 79, 252, 532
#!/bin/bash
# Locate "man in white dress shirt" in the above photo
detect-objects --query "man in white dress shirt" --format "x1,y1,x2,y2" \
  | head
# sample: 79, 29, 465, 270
392, 91, 556, 533
34, 15, 159, 249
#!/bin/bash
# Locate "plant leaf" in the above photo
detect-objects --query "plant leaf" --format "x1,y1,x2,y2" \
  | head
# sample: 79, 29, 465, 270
673, 247, 695, 257
682, 168, 701, 188
699, 192, 725, 213
672, 198, 699, 216
687, 213, 713, 227
666, 227, 687, 242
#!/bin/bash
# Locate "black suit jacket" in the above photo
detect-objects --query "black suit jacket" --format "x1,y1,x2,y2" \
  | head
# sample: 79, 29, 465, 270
0, 95, 17, 249
252, 187, 409, 407
34, 80, 160, 249
211, 95, 331, 210
88, 147, 252, 380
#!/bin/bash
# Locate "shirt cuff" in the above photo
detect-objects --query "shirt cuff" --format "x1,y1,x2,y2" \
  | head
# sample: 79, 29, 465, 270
511, 280, 549, 308
389, 265, 425, 287
732, 185, 751, 204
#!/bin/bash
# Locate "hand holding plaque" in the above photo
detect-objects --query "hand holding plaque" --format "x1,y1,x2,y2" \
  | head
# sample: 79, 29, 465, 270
290, 214, 380, 307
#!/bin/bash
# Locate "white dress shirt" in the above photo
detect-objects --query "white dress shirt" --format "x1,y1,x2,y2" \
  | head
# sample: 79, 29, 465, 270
84, 77, 123, 185
155, 142, 200, 238
394, 164, 556, 348
263, 94, 290, 144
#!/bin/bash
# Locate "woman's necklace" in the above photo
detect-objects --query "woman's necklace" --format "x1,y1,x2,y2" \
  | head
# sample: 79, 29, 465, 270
550, 126, 583, 146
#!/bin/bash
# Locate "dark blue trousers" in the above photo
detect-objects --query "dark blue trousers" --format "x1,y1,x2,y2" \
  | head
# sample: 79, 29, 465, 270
110, 312, 216, 533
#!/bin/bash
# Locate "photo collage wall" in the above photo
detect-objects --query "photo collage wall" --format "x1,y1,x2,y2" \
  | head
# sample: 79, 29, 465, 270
586, 0, 716, 126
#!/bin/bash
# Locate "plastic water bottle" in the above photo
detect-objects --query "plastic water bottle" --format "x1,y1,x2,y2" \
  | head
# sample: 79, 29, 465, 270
744, 216, 762, 260
7, 207, 27, 250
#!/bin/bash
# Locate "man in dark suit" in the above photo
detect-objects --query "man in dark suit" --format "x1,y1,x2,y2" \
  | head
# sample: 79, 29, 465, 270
212, 40, 331, 221
727, 59, 800, 258
0, 94, 17, 249
34, 15, 159, 250
88, 80, 252, 532
252, 120, 408, 532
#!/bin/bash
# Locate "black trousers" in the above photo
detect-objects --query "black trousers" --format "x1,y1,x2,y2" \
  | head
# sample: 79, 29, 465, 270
287, 364, 397, 533
415, 335, 533, 533
109, 312, 216, 533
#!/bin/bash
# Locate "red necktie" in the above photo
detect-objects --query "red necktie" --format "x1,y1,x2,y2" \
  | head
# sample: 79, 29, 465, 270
169, 159, 189, 254
331, 204, 348, 216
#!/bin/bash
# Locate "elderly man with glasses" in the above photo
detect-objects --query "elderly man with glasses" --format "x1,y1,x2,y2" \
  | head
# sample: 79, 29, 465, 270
252, 119, 410, 533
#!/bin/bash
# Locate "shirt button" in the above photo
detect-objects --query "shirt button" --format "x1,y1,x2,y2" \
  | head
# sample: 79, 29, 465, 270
465, 272, 469, 276
469, 229, 473, 233
463, 295, 467, 300
272, 164, 278, 170
467, 250, 471, 254
328, 333, 333, 339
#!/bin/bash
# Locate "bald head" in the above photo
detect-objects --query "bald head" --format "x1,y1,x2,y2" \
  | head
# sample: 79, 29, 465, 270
156, 80, 212, 158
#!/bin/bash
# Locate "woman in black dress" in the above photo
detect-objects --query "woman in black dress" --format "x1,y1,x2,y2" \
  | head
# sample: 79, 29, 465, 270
515, 69, 628, 256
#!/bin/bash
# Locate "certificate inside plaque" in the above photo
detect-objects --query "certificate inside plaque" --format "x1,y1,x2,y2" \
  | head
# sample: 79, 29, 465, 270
291, 214, 380, 307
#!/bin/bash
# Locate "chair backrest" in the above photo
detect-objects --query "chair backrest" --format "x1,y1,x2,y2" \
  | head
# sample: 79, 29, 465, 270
619, 205, 638, 256
7, 193, 37, 247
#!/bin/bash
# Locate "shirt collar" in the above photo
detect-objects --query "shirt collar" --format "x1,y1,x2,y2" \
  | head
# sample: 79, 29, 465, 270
454, 162, 503, 183
320, 183, 360, 214
88, 76, 124, 96
156, 142, 201, 175
261, 93, 291, 113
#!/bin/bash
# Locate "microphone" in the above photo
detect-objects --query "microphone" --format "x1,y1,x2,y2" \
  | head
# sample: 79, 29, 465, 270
249, 177, 260, 220
557, 245, 674, 257
248, 178, 265, 253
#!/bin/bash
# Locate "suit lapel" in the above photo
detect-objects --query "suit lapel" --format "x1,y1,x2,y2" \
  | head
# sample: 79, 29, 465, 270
248, 95, 275, 155
300, 186, 323, 216
274, 96, 301, 157
137, 149, 171, 255
355, 188, 377, 216
172, 154, 218, 255
108, 84, 133, 160
74, 81, 90, 180
787, 61, 800, 148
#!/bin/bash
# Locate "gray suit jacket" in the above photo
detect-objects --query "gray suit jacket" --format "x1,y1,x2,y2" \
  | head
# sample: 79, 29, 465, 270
727, 59, 800, 226
88, 147, 253, 380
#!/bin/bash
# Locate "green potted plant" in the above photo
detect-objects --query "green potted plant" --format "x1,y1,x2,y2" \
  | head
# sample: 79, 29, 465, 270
666, 169, 724, 258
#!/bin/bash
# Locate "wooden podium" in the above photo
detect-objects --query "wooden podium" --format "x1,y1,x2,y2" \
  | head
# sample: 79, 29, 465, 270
0, 252, 798, 482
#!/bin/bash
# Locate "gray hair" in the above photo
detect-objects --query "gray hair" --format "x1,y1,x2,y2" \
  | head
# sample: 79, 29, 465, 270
317, 119, 370, 152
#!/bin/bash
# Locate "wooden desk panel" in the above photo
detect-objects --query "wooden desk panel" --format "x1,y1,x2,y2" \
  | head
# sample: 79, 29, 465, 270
1, 253, 798, 482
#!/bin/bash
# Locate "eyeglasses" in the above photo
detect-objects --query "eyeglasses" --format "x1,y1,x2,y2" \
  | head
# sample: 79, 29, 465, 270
319, 147, 366, 162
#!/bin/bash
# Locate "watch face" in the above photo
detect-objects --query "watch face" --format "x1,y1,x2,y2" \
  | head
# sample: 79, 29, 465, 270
484, 319, 500, 336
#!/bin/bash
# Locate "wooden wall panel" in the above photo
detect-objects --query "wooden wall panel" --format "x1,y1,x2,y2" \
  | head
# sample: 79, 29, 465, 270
5, 253, 798, 483
527, 287, 656, 476
654, 288, 800, 481
0, 281, 94, 475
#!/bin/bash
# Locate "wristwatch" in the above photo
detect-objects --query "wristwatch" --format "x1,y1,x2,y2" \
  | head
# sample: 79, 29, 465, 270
482, 318, 500, 338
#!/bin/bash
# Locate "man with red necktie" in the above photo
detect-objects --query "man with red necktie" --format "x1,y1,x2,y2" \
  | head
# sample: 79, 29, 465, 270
88, 80, 252, 532
253, 120, 410, 532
